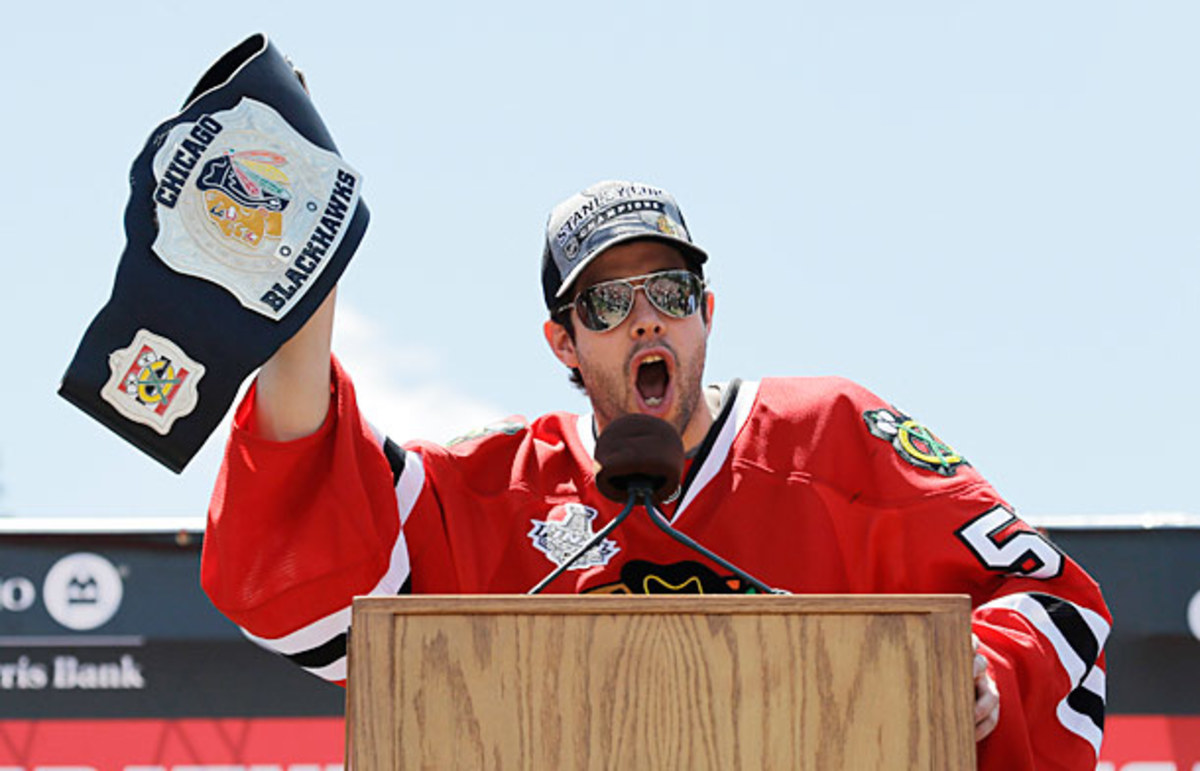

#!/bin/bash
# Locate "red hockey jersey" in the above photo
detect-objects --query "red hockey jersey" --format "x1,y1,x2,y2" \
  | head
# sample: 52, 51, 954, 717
203, 357, 1110, 770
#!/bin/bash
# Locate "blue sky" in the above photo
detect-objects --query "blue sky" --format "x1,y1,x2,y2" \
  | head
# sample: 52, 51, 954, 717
2, 1, 1196, 519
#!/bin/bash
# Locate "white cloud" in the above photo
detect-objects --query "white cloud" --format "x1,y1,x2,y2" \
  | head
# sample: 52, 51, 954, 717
332, 305, 507, 444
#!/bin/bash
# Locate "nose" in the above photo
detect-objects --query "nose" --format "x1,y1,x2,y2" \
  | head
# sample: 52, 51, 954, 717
627, 289, 664, 339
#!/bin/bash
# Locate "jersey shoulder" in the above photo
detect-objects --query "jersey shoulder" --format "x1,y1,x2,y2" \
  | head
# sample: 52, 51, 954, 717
747, 376, 992, 503
404, 410, 587, 495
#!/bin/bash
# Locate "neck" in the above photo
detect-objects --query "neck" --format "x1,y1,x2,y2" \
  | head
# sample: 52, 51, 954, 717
679, 388, 719, 454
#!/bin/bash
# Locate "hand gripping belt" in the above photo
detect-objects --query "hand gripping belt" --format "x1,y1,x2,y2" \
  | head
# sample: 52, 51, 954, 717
59, 34, 369, 472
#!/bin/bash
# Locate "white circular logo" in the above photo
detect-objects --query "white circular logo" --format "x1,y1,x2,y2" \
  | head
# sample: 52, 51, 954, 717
1188, 589, 1200, 642
42, 553, 124, 631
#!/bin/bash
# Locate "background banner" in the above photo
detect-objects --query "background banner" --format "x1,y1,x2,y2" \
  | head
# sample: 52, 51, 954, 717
1, 516, 1195, 769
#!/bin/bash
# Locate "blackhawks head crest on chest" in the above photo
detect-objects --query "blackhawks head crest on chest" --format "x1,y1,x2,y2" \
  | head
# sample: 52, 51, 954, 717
863, 407, 967, 477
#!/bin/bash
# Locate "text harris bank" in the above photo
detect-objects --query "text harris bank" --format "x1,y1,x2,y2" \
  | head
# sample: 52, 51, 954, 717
0, 520, 346, 768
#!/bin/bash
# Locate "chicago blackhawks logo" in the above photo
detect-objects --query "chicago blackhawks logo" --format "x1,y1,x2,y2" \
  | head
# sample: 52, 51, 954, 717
584, 560, 762, 595
863, 407, 967, 477
150, 98, 362, 321
197, 149, 292, 249
100, 329, 205, 434
528, 503, 619, 570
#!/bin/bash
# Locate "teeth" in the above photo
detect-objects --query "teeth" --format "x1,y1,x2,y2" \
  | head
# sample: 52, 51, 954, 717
637, 356, 666, 409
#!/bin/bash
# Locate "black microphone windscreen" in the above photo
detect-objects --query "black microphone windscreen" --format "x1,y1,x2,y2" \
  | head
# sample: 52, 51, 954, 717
594, 414, 685, 504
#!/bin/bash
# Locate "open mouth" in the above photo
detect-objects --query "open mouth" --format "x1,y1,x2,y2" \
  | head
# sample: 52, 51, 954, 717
635, 355, 670, 407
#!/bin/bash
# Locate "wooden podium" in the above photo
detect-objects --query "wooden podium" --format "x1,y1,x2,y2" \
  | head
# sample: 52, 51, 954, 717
346, 595, 976, 769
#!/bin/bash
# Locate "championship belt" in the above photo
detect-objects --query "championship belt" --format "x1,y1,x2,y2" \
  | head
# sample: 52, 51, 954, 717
59, 34, 369, 472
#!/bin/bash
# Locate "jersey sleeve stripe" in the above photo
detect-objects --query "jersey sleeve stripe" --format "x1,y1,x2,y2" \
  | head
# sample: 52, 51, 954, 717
284, 631, 347, 669
246, 573, 415, 679
1075, 665, 1106, 729
303, 657, 346, 684
260, 574, 413, 677
1057, 696, 1104, 756
369, 528, 412, 595
1067, 684, 1105, 731
393, 449, 425, 528
241, 607, 353, 655
1028, 592, 1104, 678
383, 437, 406, 485
1058, 667, 1106, 754
1058, 664, 1106, 756
236, 450, 424, 683
983, 592, 1109, 679
980, 592, 1109, 756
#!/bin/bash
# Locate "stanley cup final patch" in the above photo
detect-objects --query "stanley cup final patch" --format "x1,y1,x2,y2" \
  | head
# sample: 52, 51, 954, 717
150, 98, 362, 321
528, 503, 620, 570
100, 329, 205, 435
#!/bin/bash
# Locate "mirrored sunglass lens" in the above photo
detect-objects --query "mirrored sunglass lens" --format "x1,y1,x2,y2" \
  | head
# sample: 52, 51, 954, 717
580, 282, 634, 330
646, 272, 701, 317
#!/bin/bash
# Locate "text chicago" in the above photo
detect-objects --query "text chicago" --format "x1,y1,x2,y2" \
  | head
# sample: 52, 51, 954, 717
152, 116, 224, 208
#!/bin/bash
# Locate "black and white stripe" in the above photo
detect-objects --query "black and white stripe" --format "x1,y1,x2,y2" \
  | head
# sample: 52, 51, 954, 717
981, 592, 1109, 755
241, 429, 423, 682
673, 381, 746, 520
383, 436, 406, 484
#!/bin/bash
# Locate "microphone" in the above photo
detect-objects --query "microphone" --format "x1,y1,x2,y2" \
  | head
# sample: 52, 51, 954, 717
594, 413, 684, 504
529, 414, 784, 595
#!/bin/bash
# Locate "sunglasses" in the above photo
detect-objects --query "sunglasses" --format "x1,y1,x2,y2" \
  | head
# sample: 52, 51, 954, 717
558, 269, 706, 332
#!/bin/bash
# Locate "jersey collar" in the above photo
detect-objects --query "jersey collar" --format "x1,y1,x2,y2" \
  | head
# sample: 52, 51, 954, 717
575, 380, 761, 522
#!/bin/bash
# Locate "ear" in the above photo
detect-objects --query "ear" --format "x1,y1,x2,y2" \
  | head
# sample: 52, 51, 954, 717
543, 319, 579, 369
703, 290, 715, 334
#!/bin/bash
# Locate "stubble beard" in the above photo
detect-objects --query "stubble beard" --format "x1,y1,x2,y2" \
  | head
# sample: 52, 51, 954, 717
581, 337, 707, 441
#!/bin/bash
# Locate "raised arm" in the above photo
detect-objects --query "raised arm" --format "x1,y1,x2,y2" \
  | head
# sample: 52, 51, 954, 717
203, 285, 416, 685
253, 287, 338, 440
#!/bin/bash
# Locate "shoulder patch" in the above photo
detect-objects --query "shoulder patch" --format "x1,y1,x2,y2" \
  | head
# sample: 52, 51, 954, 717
446, 418, 526, 447
863, 407, 967, 477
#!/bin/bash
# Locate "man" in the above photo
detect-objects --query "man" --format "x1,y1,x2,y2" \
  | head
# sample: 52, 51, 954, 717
202, 180, 1109, 770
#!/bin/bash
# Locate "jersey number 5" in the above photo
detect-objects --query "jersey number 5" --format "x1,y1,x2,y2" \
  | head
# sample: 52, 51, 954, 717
956, 506, 1064, 580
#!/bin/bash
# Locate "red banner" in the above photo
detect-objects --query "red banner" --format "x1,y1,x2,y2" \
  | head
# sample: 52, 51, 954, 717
0, 717, 343, 769
1099, 716, 1200, 771
0, 714, 1197, 769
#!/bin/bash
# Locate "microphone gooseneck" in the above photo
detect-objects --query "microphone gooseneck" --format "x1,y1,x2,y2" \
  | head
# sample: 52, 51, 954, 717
528, 414, 785, 595
638, 491, 783, 595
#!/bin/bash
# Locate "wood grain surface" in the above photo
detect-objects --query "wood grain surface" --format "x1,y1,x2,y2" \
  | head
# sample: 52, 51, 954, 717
346, 595, 975, 770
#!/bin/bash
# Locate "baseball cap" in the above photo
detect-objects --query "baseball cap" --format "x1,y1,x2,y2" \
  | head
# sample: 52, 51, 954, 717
541, 180, 708, 314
